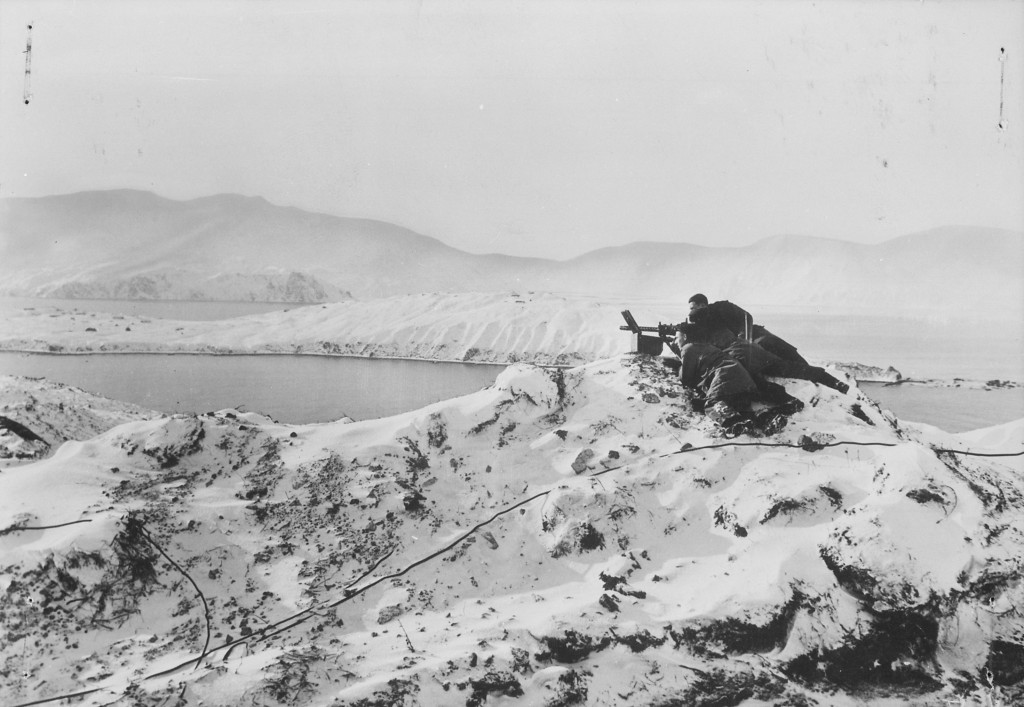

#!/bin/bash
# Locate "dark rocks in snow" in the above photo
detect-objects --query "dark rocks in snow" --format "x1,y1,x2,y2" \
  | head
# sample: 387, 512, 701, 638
570, 449, 594, 474
785, 610, 942, 692
670, 592, 802, 656
536, 629, 612, 664
987, 640, 1024, 685
465, 670, 524, 706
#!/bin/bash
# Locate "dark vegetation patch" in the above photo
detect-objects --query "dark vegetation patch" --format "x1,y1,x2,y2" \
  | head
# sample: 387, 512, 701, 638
987, 640, 1024, 685
470, 411, 502, 435
785, 611, 941, 693
346, 677, 420, 707
819, 485, 843, 508
848, 404, 874, 425
546, 669, 590, 707
0, 511, 164, 648
535, 630, 612, 663
260, 645, 323, 705
550, 522, 606, 558
141, 418, 207, 469
611, 628, 666, 653
933, 452, 1013, 513
905, 487, 947, 505
963, 568, 1019, 604
578, 523, 605, 552
761, 486, 843, 524
669, 592, 802, 655
819, 547, 878, 602
400, 437, 430, 475
426, 413, 448, 449
465, 670, 524, 706
656, 668, 786, 707
760, 497, 811, 524
712, 506, 747, 537
498, 422, 518, 447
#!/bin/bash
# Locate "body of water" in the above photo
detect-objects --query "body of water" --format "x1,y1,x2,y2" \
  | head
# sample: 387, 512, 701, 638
1, 352, 1021, 433
858, 382, 1023, 434
4, 296, 1022, 380
0, 351, 504, 424
763, 312, 1024, 383
1, 297, 1022, 432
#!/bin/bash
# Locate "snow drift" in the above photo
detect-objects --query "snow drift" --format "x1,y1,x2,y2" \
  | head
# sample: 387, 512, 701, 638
1, 355, 1022, 705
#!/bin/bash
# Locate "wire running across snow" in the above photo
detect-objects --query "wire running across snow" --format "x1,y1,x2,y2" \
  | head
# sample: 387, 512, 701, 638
5, 436, 1022, 707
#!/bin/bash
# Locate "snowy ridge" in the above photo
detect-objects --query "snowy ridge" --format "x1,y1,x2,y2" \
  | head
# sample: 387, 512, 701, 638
0, 376, 157, 465
1, 356, 1022, 705
0, 292, 919, 380
0, 292, 634, 367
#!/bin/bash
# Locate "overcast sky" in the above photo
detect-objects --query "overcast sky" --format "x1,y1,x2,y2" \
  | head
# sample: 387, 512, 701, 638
1, 0, 1021, 259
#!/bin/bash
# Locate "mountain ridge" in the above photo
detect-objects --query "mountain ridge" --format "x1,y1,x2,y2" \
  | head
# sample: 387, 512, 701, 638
1, 190, 1021, 315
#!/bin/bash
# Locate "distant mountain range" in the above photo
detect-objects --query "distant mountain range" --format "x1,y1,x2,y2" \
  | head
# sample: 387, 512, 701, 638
1, 190, 1021, 318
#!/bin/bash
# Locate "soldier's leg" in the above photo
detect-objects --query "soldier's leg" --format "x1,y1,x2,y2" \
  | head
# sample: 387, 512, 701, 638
753, 331, 808, 365
766, 360, 848, 394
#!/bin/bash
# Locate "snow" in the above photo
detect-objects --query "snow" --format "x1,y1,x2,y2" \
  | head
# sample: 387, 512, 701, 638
1, 355, 1022, 705
0, 375, 157, 466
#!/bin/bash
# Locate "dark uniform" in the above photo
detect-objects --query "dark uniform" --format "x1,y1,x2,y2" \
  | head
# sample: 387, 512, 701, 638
678, 341, 758, 426
691, 300, 808, 365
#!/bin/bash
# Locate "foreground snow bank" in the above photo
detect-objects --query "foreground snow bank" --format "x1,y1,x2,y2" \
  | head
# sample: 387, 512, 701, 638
1, 356, 1022, 706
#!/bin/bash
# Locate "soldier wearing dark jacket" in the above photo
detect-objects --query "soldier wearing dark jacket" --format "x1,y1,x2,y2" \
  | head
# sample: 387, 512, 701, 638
688, 293, 807, 365
673, 324, 758, 427
687, 294, 849, 394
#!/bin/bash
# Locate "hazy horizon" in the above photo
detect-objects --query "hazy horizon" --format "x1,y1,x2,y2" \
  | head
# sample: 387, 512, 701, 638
2, 0, 1022, 259
6, 187, 1022, 261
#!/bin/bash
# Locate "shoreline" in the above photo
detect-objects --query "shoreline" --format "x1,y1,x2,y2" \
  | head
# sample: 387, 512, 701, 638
0, 346, 564, 369
1, 346, 1021, 389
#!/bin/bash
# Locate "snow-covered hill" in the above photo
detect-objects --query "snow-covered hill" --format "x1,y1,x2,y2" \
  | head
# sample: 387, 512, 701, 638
2, 356, 1022, 705
0, 376, 156, 465
2, 191, 1022, 318
0, 292, 912, 383
0, 292, 623, 367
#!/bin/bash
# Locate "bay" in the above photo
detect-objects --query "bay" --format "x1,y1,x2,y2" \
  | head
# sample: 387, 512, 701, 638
0, 351, 1021, 433
858, 382, 1023, 434
0, 352, 503, 424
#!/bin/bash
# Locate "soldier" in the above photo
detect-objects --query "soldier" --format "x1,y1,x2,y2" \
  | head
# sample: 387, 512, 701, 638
671, 323, 759, 430
687, 293, 805, 364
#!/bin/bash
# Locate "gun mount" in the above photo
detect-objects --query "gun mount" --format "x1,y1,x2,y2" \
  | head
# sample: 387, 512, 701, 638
620, 310, 665, 356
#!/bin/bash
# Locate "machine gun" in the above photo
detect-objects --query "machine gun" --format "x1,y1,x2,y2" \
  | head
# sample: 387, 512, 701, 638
620, 310, 670, 356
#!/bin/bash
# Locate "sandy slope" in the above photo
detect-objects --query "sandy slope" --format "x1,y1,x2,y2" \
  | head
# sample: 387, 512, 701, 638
1, 355, 1022, 706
